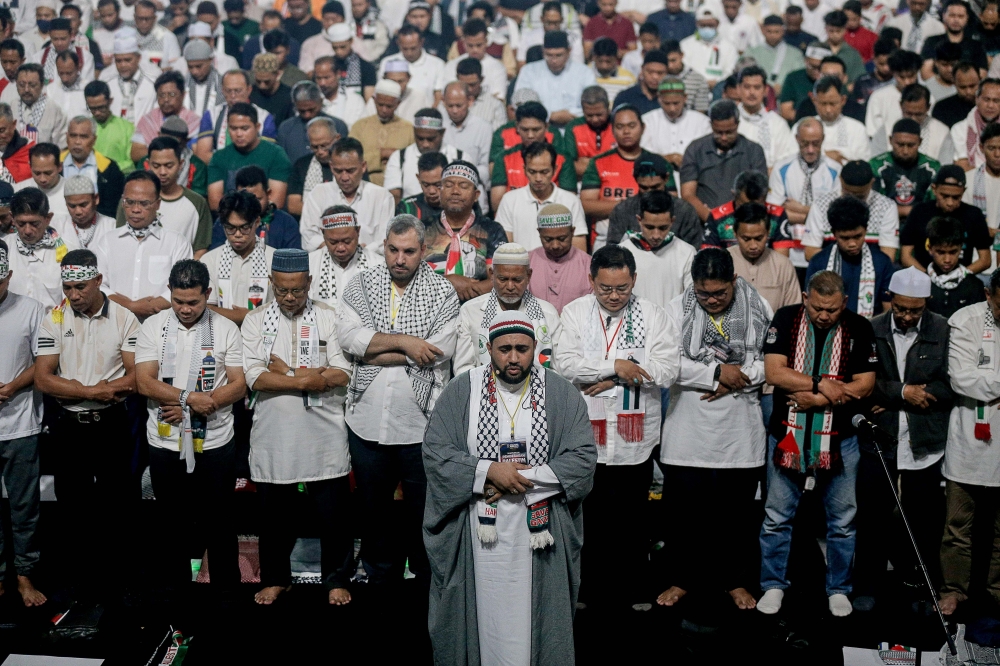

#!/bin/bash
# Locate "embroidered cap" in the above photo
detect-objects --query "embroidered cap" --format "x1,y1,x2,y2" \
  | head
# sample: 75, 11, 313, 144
113, 34, 140, 55
271, 248, 310, 273
489, 310, 535, 343
536, 203, 573, 229
889, 266, 931, 298
325, 23, 353, 43
187, 21, 214, 39
384, 59, 410, 73
374, 79, 402, 99
183, 39, 214, 61
321, 210, 359, 229
492, 242, 530, 266
0, 243, 8, 278
658, 78, 685, 93
64, 175, 96, 196
442, 161, 480, 186
61, 264, 99, 282
252, 52, 281, 74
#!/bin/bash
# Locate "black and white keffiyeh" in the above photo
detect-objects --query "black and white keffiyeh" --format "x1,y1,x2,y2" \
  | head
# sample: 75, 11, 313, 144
797, 156, 821, 205
303, 156, 325, 198
927, 263, 970, 290
17, 93, 47, 131
680, 276, 770, 366
316, 246, 370, 304
475, 365, 549, 467
480, 289, 546, 332
341, 262, 459, 414
218, 236, 267, 280
187, 69, 223, 117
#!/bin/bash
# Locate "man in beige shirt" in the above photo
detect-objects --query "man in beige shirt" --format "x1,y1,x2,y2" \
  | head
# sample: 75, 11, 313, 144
348, 79, 414, 187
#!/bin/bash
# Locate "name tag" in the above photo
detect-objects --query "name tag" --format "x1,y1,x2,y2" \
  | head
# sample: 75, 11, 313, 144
499, 438, 527, 465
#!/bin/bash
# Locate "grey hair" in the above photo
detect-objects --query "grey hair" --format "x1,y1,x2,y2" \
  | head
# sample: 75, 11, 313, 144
69, 115, 97, 134
443, 80, 471, 98
580, 85, 609, 107
291, 79, 323, 104
306, 116, 338, 135
795, 116, 824, 138
807, 270, 847, 296
386, 214, 425, 244
223, 69, 252, 87
0, 103, 12, 122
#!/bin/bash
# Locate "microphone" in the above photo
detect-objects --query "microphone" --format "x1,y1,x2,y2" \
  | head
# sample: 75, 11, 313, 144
852, 414, 895, 442
851, 414, 870, 429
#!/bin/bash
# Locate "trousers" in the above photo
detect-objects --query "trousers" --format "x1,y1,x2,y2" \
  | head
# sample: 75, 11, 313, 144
0, 435, 40, 577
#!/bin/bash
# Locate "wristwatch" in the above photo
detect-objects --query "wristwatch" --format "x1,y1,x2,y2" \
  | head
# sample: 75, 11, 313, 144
812, 375, 822, 394
713, 365, 722, 382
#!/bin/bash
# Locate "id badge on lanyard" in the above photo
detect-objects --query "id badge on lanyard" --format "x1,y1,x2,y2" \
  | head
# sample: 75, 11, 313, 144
499, 438, 528, 465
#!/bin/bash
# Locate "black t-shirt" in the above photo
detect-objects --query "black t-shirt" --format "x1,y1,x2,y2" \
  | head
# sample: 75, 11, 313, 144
932, 94, 976, 128
763, 305, 879, 444
251, 84, 294, 125
920, 33, 989, 71
899, 200, 991, 268
794, 96, 866, 123
283, 16, 322, 44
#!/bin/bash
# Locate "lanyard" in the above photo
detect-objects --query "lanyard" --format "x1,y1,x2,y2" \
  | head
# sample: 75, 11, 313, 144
601, 311, 626, 360
495, 372, 529, 440
390, 284, 401, 327
710, 314, 727, 340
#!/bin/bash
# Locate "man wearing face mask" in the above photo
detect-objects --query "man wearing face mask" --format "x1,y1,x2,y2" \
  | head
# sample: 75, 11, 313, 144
678, 6, 738, 90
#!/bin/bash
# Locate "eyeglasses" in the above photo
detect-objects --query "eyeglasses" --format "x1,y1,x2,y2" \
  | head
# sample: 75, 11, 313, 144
222, 221, 256, 235
309, 141, 336, 153
694, 287, 731, 302
891, 302, 925, 317
596, 284, 631, 295
273, 286, 307, 297
157, 90, 181, 99
123, 198, 158, 209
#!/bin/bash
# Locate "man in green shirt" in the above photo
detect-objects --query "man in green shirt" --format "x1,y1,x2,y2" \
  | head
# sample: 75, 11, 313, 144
870, 118, 941, 224
821, 10, 866, 83
745, 15, 806, 96
84, 80, 135, 175
779, 43, 831, 122
207, 102, 291, 211
222, 0, 259, 59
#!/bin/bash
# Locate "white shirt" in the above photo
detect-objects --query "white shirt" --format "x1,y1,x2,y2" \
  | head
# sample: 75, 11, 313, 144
718, 12, 764, 53
512, 60, 597, 118
768, 154, 841, 268
384, 144, 462, 199
16, 176, 68, 216
158, 192, 205, 248
243, 301, 352, 483
818, 114, 871, 162
50, 213, 117, 249
891, 318, 945, 470
306, 245, 379, 308
93, 223, 194, 301
44, 80, 88, 121
105, 73, 158, 125
640, 107, 712, 159
466, 86, 508, 131
442, 54, 508, 102
378, 49, 447, 95
136, 24, 183, 70
3, 228, 79, 310
865, 81, 902, 140
494, 185, 587, 251
660, 290, 771, 468
802, 188, 900, 249
29, 44, 95, 85
454, 291, 562, 377
322, 89, 367, 131
300, 180, 396, 252
517, 27, 585, 64
617, 236, 696, 313
0, 292, 44, 440
679, 34, 739, 84
201, 242, 276, 310
442, 113, 493, 190
801, 1, 835, 37
962, 168, 1000, 271
183, 78, 221, 119
555, 294, 681, 465
738, 104, 797, 168
887, 10, 945, 54
134, 309, 243, 451
334, 279, 459, 445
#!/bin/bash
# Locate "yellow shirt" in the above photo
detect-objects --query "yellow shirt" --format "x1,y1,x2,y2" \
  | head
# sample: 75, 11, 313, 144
348, 114, 415, 187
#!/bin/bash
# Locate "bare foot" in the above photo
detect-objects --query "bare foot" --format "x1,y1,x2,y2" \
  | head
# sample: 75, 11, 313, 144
729, 587, 757, 610
17, 576, 46, 607
656, 586, 687, 606
939, 595, 959, 616
328, 588, 351, 605
254, 585, 290, 605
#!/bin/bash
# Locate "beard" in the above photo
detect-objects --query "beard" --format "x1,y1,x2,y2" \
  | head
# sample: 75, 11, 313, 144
498, 292, 521, 305
493, 360, 530, 385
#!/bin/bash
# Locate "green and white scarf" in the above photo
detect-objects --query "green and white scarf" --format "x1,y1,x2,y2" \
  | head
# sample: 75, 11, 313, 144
827, 242, 877, 318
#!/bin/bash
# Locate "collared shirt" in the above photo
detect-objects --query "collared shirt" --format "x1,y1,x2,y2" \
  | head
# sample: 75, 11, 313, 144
62, 152, 99, 189
0, 292, 44, 440
467, 87, 507, 131
44, 80, 88, 123
891, 317, 944, 470
307, 245, 378, 308
646, 8, 696, 44
378, 49, 447, 94
528, 246, 593, 314
243, 301, 352, 483
106, 74, 158, 125
727, 245, 802, 315
640, 107, 712, 161
738, 103, 797, 169
679, 134, 768, 210
592, 65, 636, 106
556, 294, 681, 465
37, 296, 140, 411
322, 89, 367, 131
3, 227, 79, 310
512, 60, 597, 118
360, 85, 433, 125
134, 309, 243, 451
618, 236, 696, 313
201, 242, 276, 310
335, 277, 459, 445
300, 180, 396, 252
494, 185, 587, 251
442, 113, 492, 189
454, 291, 562, 376
93, 223, 193, 301
384, 144, 462, 200
865, 83, 903, 142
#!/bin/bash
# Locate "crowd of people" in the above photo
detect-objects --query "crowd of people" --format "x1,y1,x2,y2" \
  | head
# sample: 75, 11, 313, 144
4, 0, 1000, 661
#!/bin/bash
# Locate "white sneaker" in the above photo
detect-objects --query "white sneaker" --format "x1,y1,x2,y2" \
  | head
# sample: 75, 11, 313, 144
757, 589, 784, 615
829, 593, 853, 617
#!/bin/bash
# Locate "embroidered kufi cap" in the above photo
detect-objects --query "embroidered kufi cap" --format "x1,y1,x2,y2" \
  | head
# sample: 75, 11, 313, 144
536, 203, 573, 229
492, 243, 530, 266
64, 175, 96, 196
489, 309, 535, 342
889, 266, 931, 299
271, 248, 310, 273
384, 59, 410, 73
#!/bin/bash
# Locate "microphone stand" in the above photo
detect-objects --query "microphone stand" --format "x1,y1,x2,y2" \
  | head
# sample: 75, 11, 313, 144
858, 419, 957, 656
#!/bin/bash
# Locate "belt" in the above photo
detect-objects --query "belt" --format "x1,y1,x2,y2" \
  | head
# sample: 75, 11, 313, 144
60, 402, 125, 423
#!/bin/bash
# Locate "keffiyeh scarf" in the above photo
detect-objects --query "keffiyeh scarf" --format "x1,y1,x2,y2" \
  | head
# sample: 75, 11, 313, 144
187, 70, 222, 118
73, 218, 98, 248
474, 365, 553, 550
439, 211, 477, 275
798, 156, 822, 205
741, 106, 771, 161
17, 94, 47, 141
827, 242, 877, 319
217, 237, 268, 310
906, 13, 924, 51
966, 108, 991, 169
626, 229, 673, 251
158, 310, 216, 473
927, 263, 970, 290
316, 246, 370, 305
15, 225, 67, 261
775, 306, 850, 474
680, 276, 770, 368
127, 216, 162, 240
341, 262, 459, 414
581, 296, 647, 446
257, 298, 322, 408
303, 157, 326, 198
118, 73, 142, 123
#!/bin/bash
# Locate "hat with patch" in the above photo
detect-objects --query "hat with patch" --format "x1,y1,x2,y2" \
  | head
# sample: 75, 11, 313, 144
537, 203, 573, 229
488, 309, 535, 343
325, 22, 352, 43
271, 248, 310, 273
64, 175, 96, 196
492, 242, 530, 266
889, 266, 931, 298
